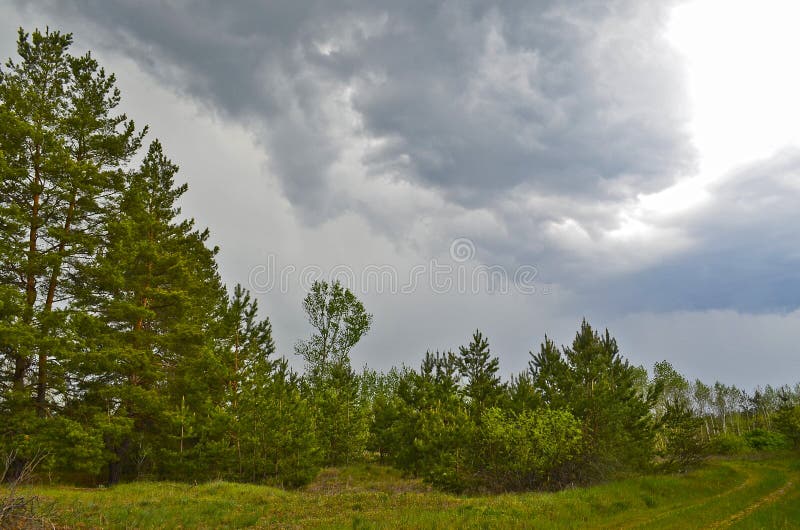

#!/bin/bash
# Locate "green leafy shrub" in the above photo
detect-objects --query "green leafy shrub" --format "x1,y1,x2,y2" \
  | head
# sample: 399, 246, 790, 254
710, 433, 750, 455
477, 407, 583, 491
743, 429, 790, 451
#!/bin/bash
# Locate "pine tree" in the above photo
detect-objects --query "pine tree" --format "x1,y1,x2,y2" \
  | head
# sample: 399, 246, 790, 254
218, 283, 279, 477
366, 368, 402, 463
239, 356, 319, 486
70, 140, 225, 482
507, 371, 541, 414
530, 320, 655, 482
1, 29, 146, 476
388, 351, 473, 489
0, 28, 143, 417
216, 282, 319, 485
455, 330, 503, 418
0, 28, 73, 410
308, 360, 368, 466
529, 335, 567, 409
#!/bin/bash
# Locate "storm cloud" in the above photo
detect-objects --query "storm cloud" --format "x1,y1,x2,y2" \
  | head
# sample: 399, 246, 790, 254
4, 0, 800, 387
22, 1, 695, 210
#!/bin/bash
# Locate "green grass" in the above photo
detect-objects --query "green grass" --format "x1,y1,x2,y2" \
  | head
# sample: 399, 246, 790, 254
11, 453, 800, 529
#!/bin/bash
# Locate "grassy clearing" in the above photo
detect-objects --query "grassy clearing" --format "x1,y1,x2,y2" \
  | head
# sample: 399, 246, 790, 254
10, 453, 800, 529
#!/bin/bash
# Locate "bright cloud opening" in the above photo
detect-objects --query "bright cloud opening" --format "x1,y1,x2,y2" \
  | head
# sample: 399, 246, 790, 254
667, 0, 800, 178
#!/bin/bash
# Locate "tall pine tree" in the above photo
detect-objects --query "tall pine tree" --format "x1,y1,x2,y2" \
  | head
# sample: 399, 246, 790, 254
70, 140, 226, 482
1, 28, 143, 471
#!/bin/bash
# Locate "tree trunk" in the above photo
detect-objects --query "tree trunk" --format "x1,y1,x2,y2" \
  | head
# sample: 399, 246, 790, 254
108, 437, 131, 486
37, 193, 76, 414
16, 151, 41, 393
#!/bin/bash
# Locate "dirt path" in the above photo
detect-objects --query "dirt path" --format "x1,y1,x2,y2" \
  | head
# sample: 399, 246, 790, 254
611, 464, 755, 529
610, 461, 793, 530
705, 479, 794, 529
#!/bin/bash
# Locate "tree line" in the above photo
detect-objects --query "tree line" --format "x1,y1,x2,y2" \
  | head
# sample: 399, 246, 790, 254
2, 28, 799, 492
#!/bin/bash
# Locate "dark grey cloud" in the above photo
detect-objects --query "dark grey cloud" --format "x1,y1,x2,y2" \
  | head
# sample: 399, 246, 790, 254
21, 0, 694, 217
351, 1, 695, 198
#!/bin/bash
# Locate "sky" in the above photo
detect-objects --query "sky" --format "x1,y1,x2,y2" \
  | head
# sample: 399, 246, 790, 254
3, 0, 799, 388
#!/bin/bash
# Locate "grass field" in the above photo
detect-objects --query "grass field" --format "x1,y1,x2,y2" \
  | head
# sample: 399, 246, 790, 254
11, 453, 800, 529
